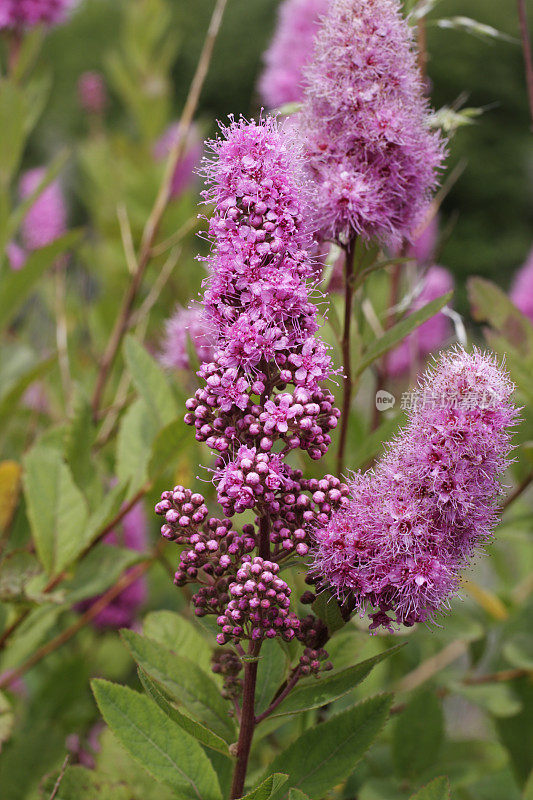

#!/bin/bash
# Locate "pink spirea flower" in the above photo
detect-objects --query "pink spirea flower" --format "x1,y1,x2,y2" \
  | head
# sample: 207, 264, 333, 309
510, 247, 533, 322
259, 0, 330, 109
313, 348, 517, 630
153, 123, 202, 199
19, 168, 67, 251
201, 116, 323, 370
79, 501, 148, 630
0, 0, 73, 28
298, 0, 446, 246
159, 306, 216, 371
77, 71, 107, 115
386, 265, 454, 377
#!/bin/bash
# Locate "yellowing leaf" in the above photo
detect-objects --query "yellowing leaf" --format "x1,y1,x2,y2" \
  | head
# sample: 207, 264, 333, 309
0, 461, 22, 532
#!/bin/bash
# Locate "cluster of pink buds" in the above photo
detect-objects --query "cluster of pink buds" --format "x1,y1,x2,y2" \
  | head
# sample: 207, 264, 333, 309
216, 557, 299, 645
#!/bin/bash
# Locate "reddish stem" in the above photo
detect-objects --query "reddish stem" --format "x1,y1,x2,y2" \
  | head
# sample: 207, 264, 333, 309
230, 642, 261, 799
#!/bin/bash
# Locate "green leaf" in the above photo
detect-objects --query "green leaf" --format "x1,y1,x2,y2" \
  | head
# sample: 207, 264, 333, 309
270, 645, 404, 719
241, 774, 288, 800
408, 776, 450, 800
65, 387, 97, 495
0, 551, 46, 603
92, 679, 221, 800
65, 543, 144, 604
0, 231, 81, 331
454, 683, 522, 718
356, 292, 453, 375
121, 629, 235, 741
265, 694, 393, 799
124, 335, 177, 428
40, 766, 120, 800
116, 398, 157, 494
255, 639, 287, 715
311, 589, 345, 634
0, 80, 26, 187
23, 445, 89, 576
288, 791, 311, 800
468, 277, 533, 356
143, 610, 213, 675
435, 16, 515, 42
503, 634, 533, 670
148, 417, 190, 480
393, 690, 443, 779
138, 669, 230, 756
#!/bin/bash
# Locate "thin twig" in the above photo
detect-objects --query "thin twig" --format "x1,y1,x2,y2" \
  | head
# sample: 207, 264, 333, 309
0, 556, 155, 690
395, 639, 468, 693
117, 203, 138, 276
517, 0, 533, 127
255, 671, 301, 725
503, 470, 533, 509
54, 265, 73, 415
90, 0, 228, 420
337, 237, 357, 474
48, 754, 70, 800
129, 246, 182, 327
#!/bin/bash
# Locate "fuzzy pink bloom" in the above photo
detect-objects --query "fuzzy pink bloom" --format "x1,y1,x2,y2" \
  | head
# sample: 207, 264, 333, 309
77, 71, 107, 115
313, 348, 517, 630
298, 0, 445, 246
0, 0, 73, 28
510, 247, 533, 322
159, 306, 216, 371
6, 242, 27, 271
153, 123, 202, 199
386, 265, 454, 377
259, 0, 330, 109
19, 168, 67, 251
78, 502, 148, 629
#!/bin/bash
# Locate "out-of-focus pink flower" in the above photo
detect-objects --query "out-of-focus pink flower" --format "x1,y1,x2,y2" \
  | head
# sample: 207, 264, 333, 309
0, 0, 73, 29
407, 211, 439, 265
510, 246, 533, 322
298, 0, 446, 247
159, 306, 216, 371
19, 168, 67, 251
78, 501, 148, 630
77, 71, 107, 115
258, 0, 330, 109
386, 265, 454, 377
6, 242, 27, 271
153, 123, 202, 199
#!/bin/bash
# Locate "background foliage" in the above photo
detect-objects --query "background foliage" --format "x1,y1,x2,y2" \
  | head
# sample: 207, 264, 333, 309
0, 1, 532, 799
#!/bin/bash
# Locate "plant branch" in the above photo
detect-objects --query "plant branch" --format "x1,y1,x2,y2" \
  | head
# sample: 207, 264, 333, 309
90, 0, 228, 420
255, 669, 301, 725
503, 470, 533, 509
231, 641, 261, 799
337, 236, 358, 474
517, 0, 533, 128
